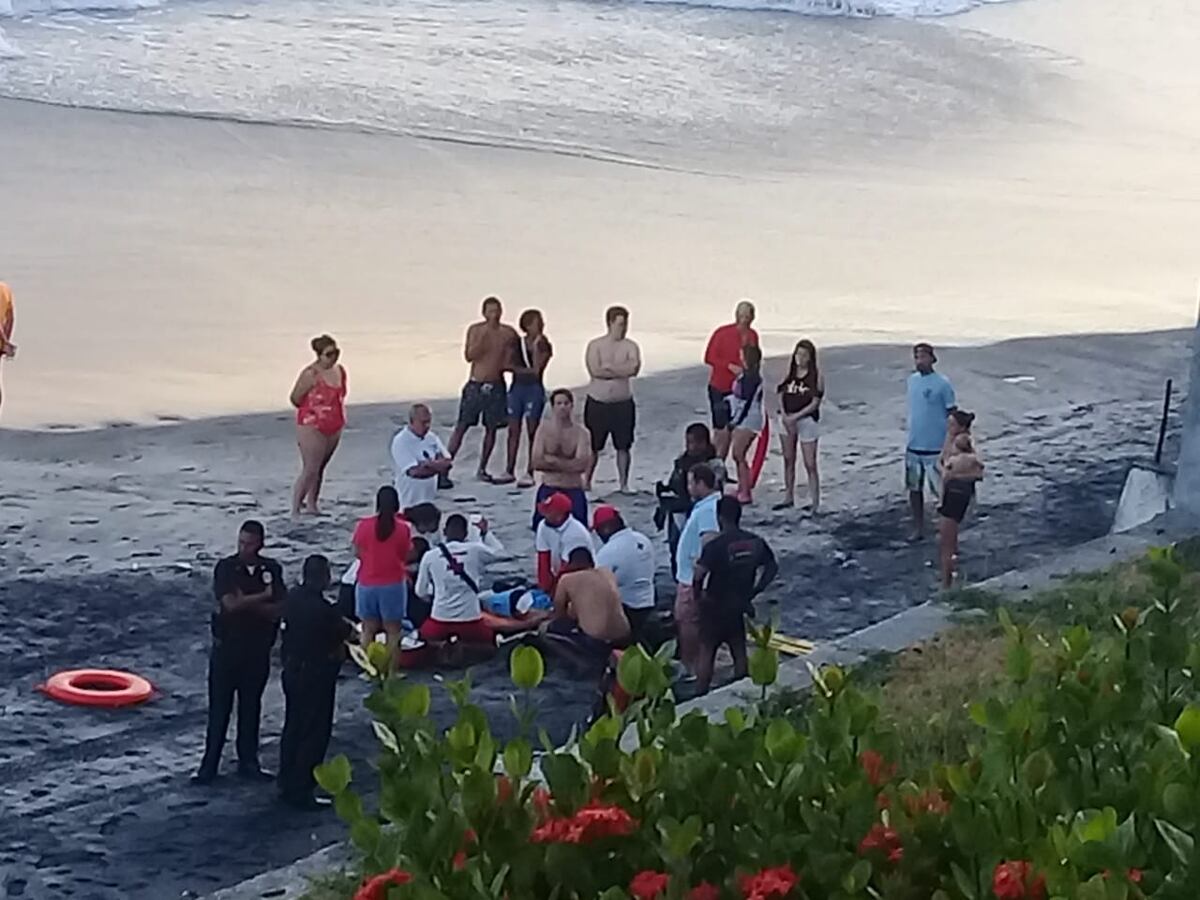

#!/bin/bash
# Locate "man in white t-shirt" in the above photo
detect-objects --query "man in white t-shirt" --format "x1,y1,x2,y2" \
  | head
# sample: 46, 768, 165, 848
414, 514, 503, 645
391, 403, 453, 512
592, 504, 656, 636
535, 491, 595, 594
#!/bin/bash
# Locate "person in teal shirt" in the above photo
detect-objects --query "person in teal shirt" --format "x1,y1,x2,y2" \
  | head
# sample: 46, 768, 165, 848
905, 343, 956, 540
674, 464, 721, 675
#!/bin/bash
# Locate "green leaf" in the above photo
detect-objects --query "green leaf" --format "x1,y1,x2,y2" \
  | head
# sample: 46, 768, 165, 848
504, 738, 533, 779
366, 640, 393, 675
1176, 705, 1200, 750
1006, 639, 1033, 684
842, 859, 872, 893
1155, 817, 1195, 866
725, 707, 747, 734
510, 645, 545, 691
334, 789, 363, 823
314, 754, 352, 795
349, 817, 381, 855
748, 646, 779, 688
1163, 783, 1191, 820
489, 864, 511, 896
371, 720, 400, 754
347, 641, 375, 676
951, 861, 977, 899
764, 719, 798, 763
399, 684, 431, 718
616, 645, 651, 696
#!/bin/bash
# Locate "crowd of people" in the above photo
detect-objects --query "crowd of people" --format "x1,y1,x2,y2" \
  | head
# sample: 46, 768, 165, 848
187, 298, 985, 812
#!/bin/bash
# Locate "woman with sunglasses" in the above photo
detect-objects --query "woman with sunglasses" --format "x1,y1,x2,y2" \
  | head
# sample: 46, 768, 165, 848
290, 334, 347, 516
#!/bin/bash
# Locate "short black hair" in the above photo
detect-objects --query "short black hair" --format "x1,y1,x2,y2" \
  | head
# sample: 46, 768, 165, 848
519, 309, 543, 331
688, 463, 716, 490
567, 547, 594, 568
406, 502, 441, 532
482, 295, 502, 313
550, 387, 574, 405
411, 536, 431, 559
716, 496, 743, 526
240, 520, 265, 540
301, 554, 331, 586
445, 513, 469, 540
606, 305, 629, 326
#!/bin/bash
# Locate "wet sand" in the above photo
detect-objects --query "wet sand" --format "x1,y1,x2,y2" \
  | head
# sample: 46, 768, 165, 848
0, 330, 1188, 897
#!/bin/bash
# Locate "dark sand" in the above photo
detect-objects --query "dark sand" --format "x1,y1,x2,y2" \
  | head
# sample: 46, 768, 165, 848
0, 330, 1189, 897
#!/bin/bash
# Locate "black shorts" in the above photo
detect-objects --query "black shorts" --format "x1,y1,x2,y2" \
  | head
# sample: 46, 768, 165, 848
457, 381, 508, 430
938, 480, 976, 524
701, 608, 748, 648
584, 397, 636, 452
708, 384, 732, 431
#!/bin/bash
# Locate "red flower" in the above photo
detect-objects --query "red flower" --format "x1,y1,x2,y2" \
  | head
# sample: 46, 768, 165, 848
688, 883, 721, 900
452, 850, 467, 871
354, 868, 412, 900
1103, 868, 1144, 884
903, 789, 950, 817
859, 750, 897, 788
630, 870, 671, 899
495, 775, 514, 805
858, 823, 904, 865
452, 829, 477, 870
992, 861, 1047, 900
739, 865, 799, 899
529, 802, 638, 844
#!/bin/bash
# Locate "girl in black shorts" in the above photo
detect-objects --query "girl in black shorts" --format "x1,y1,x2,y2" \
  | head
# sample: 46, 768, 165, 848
939, 432, 985, 589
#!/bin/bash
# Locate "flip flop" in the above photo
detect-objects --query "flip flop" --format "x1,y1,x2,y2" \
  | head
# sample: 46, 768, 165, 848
771, 501, 795, 512
517, 476, 535, 489
492, 473, 517, 486
477, 471, 496, 484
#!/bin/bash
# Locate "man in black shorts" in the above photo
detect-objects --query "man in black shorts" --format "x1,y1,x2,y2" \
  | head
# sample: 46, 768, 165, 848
448, 297, 519, 483
584, 306, 642, 494
691, 496, 778, 694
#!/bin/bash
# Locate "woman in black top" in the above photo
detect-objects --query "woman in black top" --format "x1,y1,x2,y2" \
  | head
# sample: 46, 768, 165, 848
775, 339, 825, 513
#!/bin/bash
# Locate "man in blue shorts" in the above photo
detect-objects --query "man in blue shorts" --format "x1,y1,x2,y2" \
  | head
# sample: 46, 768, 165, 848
905, 342, 956, 541
505, 308, 553, 488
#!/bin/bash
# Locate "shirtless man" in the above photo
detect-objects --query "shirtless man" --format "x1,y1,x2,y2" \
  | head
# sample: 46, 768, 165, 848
448, 297, 520, 483
543, 547, 631, 661
584, 305, 642, 494
531, 388, 593, 528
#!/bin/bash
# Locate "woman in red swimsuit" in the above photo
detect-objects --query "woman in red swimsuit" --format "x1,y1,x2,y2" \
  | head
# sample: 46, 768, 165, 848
289, 334, 347, 515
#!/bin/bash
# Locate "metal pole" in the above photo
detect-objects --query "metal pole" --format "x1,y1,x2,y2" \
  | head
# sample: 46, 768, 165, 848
1156, 378, 1173, 466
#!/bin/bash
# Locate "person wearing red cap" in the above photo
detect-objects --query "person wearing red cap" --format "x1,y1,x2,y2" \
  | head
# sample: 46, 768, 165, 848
531, 388, 592, 529
703, 301, 759, 461
535, 491, 596, 593
593, 505, 656, 637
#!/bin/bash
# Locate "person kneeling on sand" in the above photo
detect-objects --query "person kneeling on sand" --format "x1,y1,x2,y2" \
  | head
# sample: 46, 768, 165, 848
593, 505, 656, 638
415, 514, 506, 646
541, 547, 631, 670
692, 497, 778, 694
938, 431, 985, 589
278, 554, 351, 811
535, 491, 596, 594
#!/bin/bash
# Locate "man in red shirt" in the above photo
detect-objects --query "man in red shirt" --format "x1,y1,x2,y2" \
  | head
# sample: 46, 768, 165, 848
704, 300, 759, 459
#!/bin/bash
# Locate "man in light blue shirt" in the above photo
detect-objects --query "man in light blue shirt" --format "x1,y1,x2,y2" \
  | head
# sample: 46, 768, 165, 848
905, 342, 956, 540
674, 463, 720, 674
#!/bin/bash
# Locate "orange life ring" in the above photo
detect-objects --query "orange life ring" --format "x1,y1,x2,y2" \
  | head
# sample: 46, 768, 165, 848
40, 669, 154, 708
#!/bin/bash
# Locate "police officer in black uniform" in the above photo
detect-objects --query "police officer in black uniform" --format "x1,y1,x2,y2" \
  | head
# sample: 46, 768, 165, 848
193, 519, 285, 785
277, 554, 351, 810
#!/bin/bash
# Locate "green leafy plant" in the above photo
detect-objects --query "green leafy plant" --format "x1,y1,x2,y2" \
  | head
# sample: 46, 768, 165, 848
313, 546, 1200, 899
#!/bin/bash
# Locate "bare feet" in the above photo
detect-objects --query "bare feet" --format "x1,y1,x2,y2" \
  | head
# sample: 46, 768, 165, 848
517, 475, 535, 489
492, 473, 517, 486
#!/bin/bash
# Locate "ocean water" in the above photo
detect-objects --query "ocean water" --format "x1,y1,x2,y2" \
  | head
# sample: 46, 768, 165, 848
0, 0, 1028, 170
2, 0, 1198, 429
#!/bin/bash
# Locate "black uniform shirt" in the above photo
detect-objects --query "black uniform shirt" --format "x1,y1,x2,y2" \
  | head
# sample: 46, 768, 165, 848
281, 584, 352, 669
211, 554, 285, 648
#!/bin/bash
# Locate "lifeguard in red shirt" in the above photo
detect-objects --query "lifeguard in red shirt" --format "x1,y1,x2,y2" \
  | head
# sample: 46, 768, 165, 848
703, 301, 759, 460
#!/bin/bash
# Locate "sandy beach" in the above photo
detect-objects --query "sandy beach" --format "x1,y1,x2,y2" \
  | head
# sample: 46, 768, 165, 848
0, 329, 1190, 896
